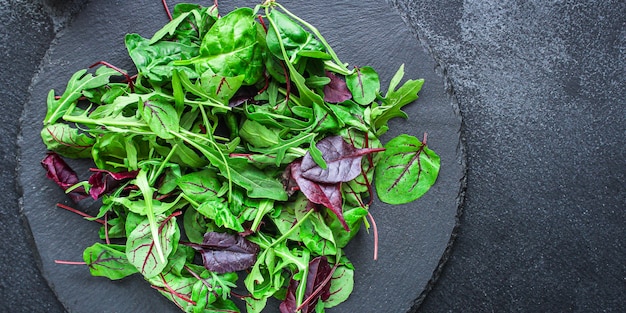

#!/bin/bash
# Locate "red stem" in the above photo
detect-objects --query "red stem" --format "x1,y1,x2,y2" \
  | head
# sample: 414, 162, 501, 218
56, 203, 107, 225
54, 260, 86, 265
104, 213, 110, 245
367, 211, 379, 260
89, 61, 135, 92
161, 0, 173, 21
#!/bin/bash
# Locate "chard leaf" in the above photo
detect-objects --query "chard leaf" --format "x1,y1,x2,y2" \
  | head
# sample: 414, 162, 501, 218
323, 71, 352, 103
87, 168, 137, 200
279, 256, 332, 313
288, 160, 347, 231
83, 243, 138, 280
346, 66, 379, 105
125, 213, 180, 278
324, 261, 355, 308
44, 66, 120, 125
300, 135, 384, 184
41, 123, 95, 158
176, 169, 224, 203
139, 97, 179, 140
188, 232, 260, 273
374, 134, 440, 204
40, 152, 88, 202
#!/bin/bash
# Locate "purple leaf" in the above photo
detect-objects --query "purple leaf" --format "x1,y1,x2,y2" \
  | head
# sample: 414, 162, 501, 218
41, 152, 88, 202
87, 168, 138, 200
187, 232, 260, 274
280, 256, 332, 313
323, 71, 352, 103
301, 136, 384, 184
288, 160, 348, 231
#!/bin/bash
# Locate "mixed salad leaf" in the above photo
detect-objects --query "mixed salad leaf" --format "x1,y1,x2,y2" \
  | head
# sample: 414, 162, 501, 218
40, 1, 440, 312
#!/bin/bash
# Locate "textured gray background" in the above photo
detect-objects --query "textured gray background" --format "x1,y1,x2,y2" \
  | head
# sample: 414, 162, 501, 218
1, 0, 625, 312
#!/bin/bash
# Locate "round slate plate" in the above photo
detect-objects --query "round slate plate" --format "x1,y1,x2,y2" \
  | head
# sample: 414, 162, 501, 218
19, 1, 464, 312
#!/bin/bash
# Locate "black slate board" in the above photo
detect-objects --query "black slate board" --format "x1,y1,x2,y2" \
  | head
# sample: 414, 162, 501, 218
18, 1, 464, 312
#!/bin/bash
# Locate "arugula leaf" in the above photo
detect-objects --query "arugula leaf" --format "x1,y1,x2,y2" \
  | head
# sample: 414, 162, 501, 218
44, 66, 120, 125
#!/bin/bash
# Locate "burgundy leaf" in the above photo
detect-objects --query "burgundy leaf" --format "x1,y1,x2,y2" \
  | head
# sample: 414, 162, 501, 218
41, 152, 88, 202
186, 232, 260, 274
288, 161, 348, 231
323, 71, 352, 103
280, 256, 332, 313
87, 168, 138, 200
301, 135, 384, 184
229, 85, 258, 107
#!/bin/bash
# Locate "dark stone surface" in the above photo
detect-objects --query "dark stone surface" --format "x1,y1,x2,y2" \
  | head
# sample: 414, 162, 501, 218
387, 0, 626, 312
2, 0, 624, 313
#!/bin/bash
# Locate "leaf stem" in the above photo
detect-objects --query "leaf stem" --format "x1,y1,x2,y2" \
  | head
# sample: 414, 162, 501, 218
268, 208, 314, 249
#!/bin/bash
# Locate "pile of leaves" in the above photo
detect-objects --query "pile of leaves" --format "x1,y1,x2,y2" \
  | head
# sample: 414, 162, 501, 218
40, 1, 440, 312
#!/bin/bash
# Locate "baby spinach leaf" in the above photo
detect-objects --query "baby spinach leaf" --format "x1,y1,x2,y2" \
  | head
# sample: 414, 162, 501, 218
125, 33, 199, 84
179, 7, 264, 85
266, 10, 326, 63
375, 134, 440, 204
346, 66, 379, 106
41, 123, 95, 158
125, 213, 180, 278
83, 243, 138, 280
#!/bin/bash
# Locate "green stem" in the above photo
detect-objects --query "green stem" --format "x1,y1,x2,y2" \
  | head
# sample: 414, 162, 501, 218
274, 2, 349, 73
268, 209, 314, 248
149, 144, 178, 185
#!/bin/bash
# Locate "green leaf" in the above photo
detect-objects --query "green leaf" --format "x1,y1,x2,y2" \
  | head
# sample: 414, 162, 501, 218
125, 213, 180, 278
374, 134, 440, 204
266, 10, 326, 63
372, 64, 424, 132
83, 243, 138, 280
239, 120, 280, 148
149, 12, 191, 44
196, 199, 245, 232
324, 262, 355, 308
176, 7, 264, 85
177, 169, 224, 203
125, 33, 199, 84
44, 67, 120, 125
40, 123, 95, 158
139, 96, 179, 139
346, 66, 380, 105
227, 158, 289, 201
